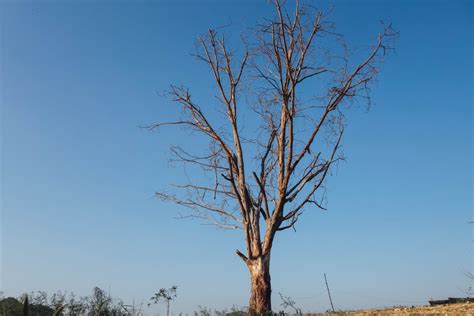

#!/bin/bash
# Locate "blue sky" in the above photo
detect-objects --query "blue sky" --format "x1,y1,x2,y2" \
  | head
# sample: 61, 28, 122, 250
1, 0, 472, 314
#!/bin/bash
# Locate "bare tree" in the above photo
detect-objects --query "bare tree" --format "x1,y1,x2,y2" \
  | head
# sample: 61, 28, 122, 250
32, 291, 48, 307
50, 290, 67, 316
67, 293, 88, 316
150, 1, 396, 314
89, 287, 111, 316
149, 286, 177, 316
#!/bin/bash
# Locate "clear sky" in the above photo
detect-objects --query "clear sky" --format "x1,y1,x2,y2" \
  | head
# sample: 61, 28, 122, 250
1, 0, 472, 314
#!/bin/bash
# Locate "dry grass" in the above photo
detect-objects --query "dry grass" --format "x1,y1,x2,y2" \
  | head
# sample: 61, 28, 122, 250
310, 302, 474, 315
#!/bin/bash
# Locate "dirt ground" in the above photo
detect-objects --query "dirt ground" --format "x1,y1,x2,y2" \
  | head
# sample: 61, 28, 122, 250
317, 302, 474, 315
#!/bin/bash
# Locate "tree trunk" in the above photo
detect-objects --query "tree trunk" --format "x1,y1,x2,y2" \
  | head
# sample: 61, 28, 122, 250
247, 254, 272, 315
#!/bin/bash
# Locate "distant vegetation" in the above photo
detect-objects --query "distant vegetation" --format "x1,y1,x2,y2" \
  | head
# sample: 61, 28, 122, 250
0, 287, 130, 316
5, 288, 470, 315
0, 287, 250, 316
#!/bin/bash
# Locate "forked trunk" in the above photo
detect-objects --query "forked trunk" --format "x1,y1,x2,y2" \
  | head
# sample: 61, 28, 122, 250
247, 254, 272, 315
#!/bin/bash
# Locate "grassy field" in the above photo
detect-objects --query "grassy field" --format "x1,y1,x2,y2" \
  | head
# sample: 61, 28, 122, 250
311, 302, 474, 315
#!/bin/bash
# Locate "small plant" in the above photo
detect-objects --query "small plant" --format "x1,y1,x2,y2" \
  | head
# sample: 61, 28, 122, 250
194, 305, 212, 316
216, 305, 247, 316
149, 286, 177, 316
279, 293, 302, 315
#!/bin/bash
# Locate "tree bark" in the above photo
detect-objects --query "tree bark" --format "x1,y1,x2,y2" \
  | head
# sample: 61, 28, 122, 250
247, 254, 272, 315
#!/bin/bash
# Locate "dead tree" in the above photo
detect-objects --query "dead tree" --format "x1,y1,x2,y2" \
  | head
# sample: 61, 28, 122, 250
150, 1, 396, 314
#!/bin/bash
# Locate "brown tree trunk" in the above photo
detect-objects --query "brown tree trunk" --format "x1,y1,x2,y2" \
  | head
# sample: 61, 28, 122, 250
247, 254, 272, 315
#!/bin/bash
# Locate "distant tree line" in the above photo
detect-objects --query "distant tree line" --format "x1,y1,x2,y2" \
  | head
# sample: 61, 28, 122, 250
0, 287, 137, 316
1, 286, 300, 315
